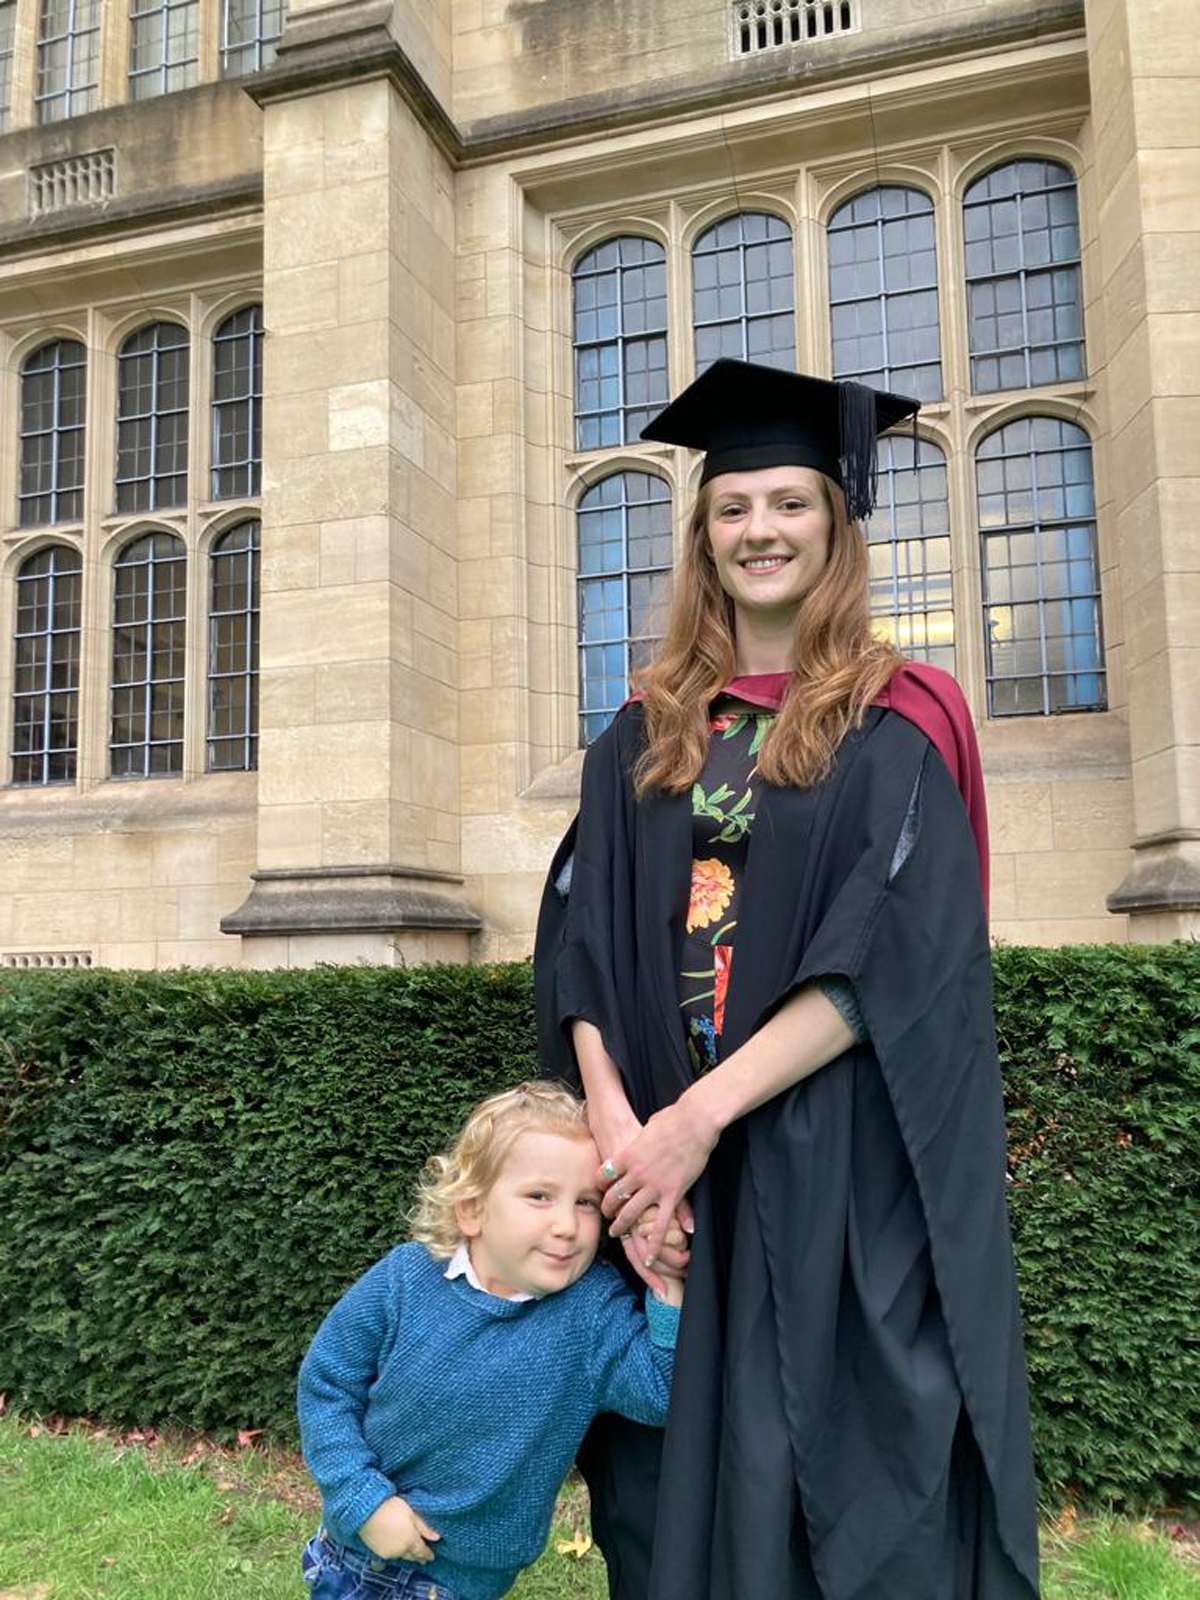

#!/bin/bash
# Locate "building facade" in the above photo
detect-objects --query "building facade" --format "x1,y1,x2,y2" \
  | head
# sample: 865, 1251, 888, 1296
0, 0, 1196, 968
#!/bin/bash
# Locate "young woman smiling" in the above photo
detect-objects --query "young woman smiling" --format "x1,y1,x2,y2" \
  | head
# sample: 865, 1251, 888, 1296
536, 358, 1040, 1600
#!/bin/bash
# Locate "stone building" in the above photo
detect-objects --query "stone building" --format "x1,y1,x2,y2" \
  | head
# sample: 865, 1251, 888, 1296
0, 0, 1195, 969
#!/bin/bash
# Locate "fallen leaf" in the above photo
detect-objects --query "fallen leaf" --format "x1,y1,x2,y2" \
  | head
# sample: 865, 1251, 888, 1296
180, 1444, 207, 1467
555, 1530, 593, 1559
218, 1501, 234, 1525
26, 1424, 41, 1440
1052, 1505, 1077, 1538
0, 1586, 52, 1599
237, 1428, 263, 1448
0, 1392, 7, 1416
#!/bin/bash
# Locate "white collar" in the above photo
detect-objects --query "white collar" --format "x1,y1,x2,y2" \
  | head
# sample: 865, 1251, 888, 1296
445, 1243, 536, 1302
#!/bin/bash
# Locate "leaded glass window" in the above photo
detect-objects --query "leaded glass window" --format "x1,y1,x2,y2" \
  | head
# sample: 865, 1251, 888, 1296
208, 520, 260, 771
128, 0, 199, 98
964, 159, 1085, 394
573, 238, 668, 451
35, 0, 100, 123
828, 187, 942, 403
221, 0, 285, 77
578, 472, 672, 744
976, 416, 1104, 716
11, 545, 82, 786
111, 532, 186, 777
19, 340, 86, 528
211, 305, 263, 499
0, 1, 17, 134
864, 436, 954, 671
693, 211, 795, 373
116, 322, 189, 512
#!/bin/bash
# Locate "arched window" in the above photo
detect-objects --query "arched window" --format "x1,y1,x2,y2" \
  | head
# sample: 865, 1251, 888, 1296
692, 211, 795, 373
963, 159, 1084, 394
221, 0, 285, 76
111, 532, 187, 777
129, 0, 200, 99
573, 238, 668, 451
35, 0, 99, 122
577, 472, 672, 745
212, 305, 263, 499
116, 322, 190, 512
828, 187, 941, 403
208, 520, 260, 771
976, 416, 1104, 716
864, 436, 954, 671
19, 339, 86, 527
11, 544, 82, 785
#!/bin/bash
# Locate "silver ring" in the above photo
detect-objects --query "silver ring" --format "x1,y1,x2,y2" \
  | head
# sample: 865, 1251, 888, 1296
601, 1159, 618, 1180
615, 1185, 630, 1203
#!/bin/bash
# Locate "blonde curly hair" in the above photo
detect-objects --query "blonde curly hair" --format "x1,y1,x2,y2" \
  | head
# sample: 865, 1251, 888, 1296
408, 1082, 594, 1259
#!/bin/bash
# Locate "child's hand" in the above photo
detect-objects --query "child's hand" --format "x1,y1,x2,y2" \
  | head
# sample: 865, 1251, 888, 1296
359, 1495, 442, 1562
635, 1205, 687, 1255
637, 1205, 686, 1310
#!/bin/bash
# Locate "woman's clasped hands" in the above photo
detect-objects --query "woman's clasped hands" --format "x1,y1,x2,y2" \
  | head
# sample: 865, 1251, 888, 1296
598, 1093, 721, 1272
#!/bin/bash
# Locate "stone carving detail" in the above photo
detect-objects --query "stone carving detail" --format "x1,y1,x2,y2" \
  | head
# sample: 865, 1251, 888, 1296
731, 0, 858, 55
28, 149, 116, 217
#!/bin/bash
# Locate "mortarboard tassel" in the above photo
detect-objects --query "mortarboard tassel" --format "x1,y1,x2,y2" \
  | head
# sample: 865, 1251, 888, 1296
837, 379, 881, 523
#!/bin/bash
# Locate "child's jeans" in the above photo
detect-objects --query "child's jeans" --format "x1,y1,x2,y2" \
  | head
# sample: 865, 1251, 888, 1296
302, 1530, 459, 1600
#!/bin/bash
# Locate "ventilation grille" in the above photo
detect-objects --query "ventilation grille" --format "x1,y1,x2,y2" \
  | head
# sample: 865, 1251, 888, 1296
732, 0, 859, 54
28, 149, 116, 217
1, 948, 94, 969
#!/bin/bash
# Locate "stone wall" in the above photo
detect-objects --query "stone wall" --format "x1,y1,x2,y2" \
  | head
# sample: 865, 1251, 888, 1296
3, 0, 1192, 966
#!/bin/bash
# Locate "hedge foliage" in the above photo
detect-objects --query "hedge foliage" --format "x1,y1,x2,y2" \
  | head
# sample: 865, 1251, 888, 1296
0, 947, 1197, 1510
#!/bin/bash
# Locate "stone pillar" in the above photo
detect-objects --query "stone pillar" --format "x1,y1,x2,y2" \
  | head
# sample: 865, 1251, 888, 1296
1086, 0, 1200, 938
224, 1, 479, 964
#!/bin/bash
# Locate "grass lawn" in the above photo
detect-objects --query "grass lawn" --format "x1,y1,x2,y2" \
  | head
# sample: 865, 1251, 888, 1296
0, 1413, 1196, 1600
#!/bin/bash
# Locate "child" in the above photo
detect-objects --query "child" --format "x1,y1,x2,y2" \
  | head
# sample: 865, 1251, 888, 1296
297, 1082, 684, 1600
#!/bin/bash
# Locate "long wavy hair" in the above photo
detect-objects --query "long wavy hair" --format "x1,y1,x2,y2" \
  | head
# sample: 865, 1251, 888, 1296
633, 471, 901, 797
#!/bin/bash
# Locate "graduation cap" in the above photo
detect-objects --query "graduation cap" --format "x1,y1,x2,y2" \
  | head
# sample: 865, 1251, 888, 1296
639, 358, 920, 522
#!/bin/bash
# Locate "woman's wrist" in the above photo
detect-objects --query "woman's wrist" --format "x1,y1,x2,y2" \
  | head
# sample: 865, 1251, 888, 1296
677, 1077, 728, 1149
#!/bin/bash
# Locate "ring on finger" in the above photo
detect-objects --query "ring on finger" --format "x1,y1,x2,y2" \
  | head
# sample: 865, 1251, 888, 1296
615, 1185, 630, 1202
601, 1159, 618, 1180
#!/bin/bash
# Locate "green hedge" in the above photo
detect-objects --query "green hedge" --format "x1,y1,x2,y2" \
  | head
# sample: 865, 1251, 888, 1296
0, 948, 1197, 1509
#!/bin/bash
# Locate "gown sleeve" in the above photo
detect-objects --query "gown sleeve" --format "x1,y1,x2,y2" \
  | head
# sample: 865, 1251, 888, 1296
534, 711, 639, 1097
778, 735, 1037, 1585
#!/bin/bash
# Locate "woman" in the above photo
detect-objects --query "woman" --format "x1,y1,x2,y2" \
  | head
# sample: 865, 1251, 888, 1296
535, 359, 1040, 1600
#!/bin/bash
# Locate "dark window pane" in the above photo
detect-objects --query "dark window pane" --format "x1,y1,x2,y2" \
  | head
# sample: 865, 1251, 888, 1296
572, 239, 668, 449
10, 543, 82, 785
828, 186, 942, 400
207, 520, 261, 770
576, 474, 672, 744
110, 533, 187, 777
212, 306, 263, 497
976, 417, 1105, 716
693, 211, 795, 374
964, 160, 1086, 395
862, 436, 955, 674
19, 340, 86, 526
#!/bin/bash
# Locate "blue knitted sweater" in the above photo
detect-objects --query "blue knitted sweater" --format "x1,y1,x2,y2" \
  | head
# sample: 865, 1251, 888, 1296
297, 1241, 678, 1600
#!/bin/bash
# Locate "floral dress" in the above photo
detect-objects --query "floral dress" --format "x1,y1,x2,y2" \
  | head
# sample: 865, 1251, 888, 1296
679, 699, 775, 1074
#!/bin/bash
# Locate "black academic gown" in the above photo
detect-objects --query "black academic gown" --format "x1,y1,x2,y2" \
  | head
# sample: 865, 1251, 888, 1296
535, 703, 1041, 1600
